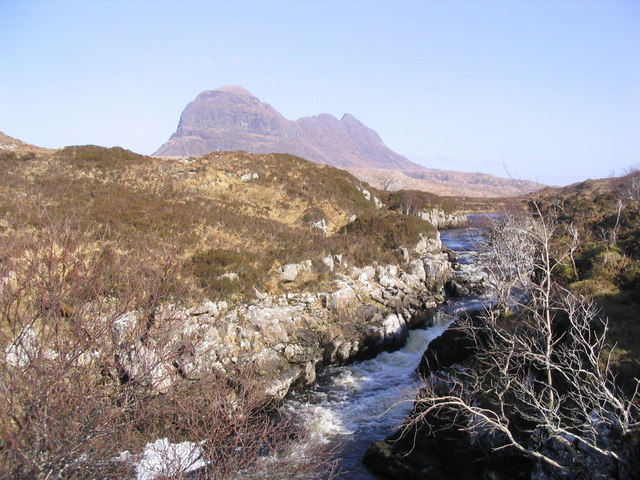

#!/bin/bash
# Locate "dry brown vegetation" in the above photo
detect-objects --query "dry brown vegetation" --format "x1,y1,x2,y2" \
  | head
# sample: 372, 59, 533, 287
0, 223, 337, 479
1, 139, 541, 479
0, 143, 451, 478
0, 146, 438, 303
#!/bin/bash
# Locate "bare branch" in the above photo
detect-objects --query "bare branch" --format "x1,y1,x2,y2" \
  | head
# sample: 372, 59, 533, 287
405, 204, 640, 478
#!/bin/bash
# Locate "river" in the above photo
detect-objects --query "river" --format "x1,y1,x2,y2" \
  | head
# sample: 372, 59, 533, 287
283, 225, 490, 479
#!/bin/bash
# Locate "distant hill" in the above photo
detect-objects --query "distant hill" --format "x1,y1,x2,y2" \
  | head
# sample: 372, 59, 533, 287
352, 167, 543, 198
0, 131, 52, 156
154, 86, 543, 197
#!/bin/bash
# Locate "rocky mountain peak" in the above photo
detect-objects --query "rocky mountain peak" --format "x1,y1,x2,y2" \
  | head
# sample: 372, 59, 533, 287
154, 87, 544, 197
340, 113, 358, 123
155, 86, 419, 170
214, 85, 255, 96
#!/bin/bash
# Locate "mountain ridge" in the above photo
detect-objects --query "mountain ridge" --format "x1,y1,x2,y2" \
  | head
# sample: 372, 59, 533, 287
155, 86, 418, 171
154, 86, 543, 197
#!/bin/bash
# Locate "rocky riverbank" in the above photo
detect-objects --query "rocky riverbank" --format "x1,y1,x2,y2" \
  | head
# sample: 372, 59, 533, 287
417, 208, 467, 230
110, 233, 454, 400
363, 312, 533, 480
362, 224, 640, 480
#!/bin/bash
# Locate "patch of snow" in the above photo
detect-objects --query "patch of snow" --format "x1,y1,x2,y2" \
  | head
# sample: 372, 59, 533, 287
135, 438, 206, 480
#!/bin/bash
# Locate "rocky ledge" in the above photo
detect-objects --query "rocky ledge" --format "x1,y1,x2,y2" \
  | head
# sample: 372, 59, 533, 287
108, 234, 454, 400
417, 208, 467, 230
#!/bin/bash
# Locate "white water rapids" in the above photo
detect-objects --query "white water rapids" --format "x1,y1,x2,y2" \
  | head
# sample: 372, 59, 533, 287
128, 226, 491, 480
282, 321, 451, 478
282, 226, 490, 479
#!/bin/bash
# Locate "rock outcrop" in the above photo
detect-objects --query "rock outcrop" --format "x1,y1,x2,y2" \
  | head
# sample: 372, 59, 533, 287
113, 238, 453, 400
416, 313, 481, 377
444, 244, 489, 297
417, 208, 467, 230
364, 375, 533, 480
364, 312, 532, 480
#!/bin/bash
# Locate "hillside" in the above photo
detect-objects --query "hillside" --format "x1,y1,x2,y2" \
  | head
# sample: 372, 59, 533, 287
533, 171, 640, 384
0, 143, 445, 303
535, 172, 640, 261
352, 166, 543, 197
0, 131, 53, 156
154, 86, 543, 198
0, 138, 466, 478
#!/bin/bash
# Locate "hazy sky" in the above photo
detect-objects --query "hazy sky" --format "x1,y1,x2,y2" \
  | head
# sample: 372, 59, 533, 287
1, 0, 639, 186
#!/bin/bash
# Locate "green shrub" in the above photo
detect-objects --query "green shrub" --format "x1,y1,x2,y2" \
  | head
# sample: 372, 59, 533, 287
555, 261, 578, 284
384, 190, 437, 214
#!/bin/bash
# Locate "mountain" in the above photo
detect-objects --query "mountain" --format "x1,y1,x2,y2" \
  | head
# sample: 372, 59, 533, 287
154, 86, 543, 197
351, 167, 544, 198
154, 86, 418, 171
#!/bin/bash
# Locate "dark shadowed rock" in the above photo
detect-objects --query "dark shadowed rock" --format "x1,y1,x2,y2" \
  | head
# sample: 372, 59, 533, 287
365, 352, 533, 480
416, 311, 484, 377
364, 428, 532, 480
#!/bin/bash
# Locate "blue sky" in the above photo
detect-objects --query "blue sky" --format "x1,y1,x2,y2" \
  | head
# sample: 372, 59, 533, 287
1, 0, 639, 186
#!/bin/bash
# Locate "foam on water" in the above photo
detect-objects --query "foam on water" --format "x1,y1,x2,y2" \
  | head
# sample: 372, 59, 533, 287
282, 224, 493, 478
283, 322, 451, 478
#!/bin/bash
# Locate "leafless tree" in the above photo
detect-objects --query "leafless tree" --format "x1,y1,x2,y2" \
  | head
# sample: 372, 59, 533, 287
625, 175, 640, 202
480, 214, 537, 314
381, 175, 398, 192
600, 166, 640, 246
565, 222, 580, 280
408, 207, 640, 478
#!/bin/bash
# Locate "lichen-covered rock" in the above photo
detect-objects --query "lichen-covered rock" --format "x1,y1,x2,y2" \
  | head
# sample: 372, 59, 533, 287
382, 313, 408, 346
323, 285, 357, 314
421, 253, 453, 292
311, 217, 328, 234
4, 326, 39, 367
446, 262, 488, 297
279, 264, 300, 282
117, 344, 174, 394
414, 232, 443, 256
322, 255, 335, 271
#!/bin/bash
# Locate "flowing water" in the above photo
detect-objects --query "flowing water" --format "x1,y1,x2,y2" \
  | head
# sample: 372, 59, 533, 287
283, 226, 490, 479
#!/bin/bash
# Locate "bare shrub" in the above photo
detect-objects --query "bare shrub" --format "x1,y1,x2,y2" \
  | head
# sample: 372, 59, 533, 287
410, 207, 640, 478
0, 222, 336, 479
